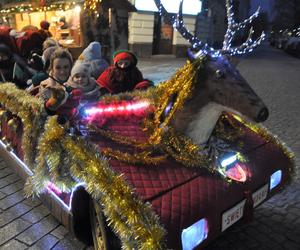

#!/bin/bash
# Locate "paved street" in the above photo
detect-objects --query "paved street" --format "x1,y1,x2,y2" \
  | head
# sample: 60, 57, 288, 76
0, 44, 299, 249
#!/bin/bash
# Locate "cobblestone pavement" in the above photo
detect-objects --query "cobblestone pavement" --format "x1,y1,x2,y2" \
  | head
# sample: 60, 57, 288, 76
0, 44, 299, 249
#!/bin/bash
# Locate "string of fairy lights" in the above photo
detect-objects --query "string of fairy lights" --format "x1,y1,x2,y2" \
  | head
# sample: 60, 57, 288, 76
155, 0, 265, 58
0, 2, 81, 14
0, 0, 100, 15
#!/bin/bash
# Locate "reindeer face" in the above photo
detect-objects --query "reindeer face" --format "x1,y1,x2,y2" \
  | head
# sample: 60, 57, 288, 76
204, 56, 269, 122
154, 0, 267, 145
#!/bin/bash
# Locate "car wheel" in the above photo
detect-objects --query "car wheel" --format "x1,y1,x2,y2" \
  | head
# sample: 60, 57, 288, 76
89, 199, 121, 250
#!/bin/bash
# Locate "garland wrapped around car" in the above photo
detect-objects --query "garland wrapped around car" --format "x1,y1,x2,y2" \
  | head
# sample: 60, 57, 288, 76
0, 1, 296, 249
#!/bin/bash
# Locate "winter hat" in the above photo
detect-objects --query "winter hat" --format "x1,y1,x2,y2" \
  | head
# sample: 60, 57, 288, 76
40, 20, 50, 30
113, 50, 137, 66
71, 62, 91, 78
78, 41, 102, 61
43, 38, 59, 50
42, 46, 57, 64
89, 59, 109, 79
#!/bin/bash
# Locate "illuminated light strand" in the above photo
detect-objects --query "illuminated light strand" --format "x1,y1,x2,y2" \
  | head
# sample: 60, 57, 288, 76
84, 101, 150, 116
155, 0, 264, 58
0, 2, 79, 13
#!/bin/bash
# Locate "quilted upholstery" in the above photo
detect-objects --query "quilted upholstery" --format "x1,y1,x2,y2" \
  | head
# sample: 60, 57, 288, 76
90, 113, 292, 249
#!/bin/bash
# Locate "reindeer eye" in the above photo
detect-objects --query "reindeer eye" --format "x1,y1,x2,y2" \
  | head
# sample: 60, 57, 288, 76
216, 70, 225, 79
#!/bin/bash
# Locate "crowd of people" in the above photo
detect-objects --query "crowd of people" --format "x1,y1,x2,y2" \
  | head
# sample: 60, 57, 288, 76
0, 22, 153, 124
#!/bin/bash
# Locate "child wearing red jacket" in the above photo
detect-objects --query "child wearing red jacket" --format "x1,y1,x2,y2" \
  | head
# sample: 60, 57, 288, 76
96, 50, 153, 94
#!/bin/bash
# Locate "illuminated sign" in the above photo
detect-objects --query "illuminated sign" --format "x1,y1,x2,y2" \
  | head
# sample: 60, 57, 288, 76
134, 0, 202, 15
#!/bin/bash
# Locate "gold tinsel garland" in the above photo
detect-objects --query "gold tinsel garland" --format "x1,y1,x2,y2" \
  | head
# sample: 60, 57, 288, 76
89, 58, 210, 168
24, 116, 77, 194
25, 116, 166, 250
0, 83, 46, 165
63, 136, 166, 250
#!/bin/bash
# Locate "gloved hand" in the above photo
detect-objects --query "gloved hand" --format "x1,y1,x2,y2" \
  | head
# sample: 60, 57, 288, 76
45, 85, 66, 111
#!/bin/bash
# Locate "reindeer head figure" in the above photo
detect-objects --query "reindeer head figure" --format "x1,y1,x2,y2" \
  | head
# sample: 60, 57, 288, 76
154, 0, 268, 145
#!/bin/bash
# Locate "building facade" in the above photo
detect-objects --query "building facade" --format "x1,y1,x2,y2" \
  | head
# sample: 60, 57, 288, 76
127, 0, 200, 58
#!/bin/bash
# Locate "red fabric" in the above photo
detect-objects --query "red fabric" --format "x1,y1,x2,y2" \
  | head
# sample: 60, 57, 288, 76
96, 66, 151, 94
0, 26, 19, 54
16, 30, 45, 57
55, 89, 82, 119
113, 52, 134, 65
134, 80, 153, 90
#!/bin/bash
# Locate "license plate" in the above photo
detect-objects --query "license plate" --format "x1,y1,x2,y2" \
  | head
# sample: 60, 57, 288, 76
252, 184, 268, 207
221, 184, 269, 232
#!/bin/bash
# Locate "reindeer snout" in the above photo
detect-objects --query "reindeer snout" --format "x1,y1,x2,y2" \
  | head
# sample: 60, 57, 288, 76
256, 107, 269, 122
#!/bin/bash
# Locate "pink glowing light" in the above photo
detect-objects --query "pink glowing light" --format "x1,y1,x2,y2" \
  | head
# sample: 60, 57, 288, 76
85, 101, 150, 116
225, 163, 248, 182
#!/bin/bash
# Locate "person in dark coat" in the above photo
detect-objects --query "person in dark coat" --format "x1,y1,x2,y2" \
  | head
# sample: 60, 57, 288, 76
0, 43, 33, 88
96, 50, 153, 94
0, 44, 15, 82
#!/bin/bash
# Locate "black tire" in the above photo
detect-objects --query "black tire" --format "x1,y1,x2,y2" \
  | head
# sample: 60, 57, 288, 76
89, 199, 121, 250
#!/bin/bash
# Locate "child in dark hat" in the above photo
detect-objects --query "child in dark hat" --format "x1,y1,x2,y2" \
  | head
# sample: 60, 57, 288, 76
96, 50, 153, 94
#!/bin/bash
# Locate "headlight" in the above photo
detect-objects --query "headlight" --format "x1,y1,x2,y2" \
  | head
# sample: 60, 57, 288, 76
181, 218, 208, 250
219, 153, 248, 183
270, 170, 282, 190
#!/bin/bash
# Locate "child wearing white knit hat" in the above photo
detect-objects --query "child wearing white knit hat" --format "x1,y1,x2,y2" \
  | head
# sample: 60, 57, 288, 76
65, 61, 101, 104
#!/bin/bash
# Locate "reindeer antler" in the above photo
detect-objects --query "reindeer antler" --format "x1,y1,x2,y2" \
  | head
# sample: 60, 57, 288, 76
222, 0, 265, 55
154, 0, 210, 51
154, 0, 265, 58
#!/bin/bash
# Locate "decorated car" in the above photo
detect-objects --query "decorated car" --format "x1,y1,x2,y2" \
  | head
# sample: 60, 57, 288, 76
0, 1, 295, 250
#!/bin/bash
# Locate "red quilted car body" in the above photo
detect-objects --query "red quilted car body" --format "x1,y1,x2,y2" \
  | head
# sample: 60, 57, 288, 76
85, 112, 292, 249
0, 101, 292, 250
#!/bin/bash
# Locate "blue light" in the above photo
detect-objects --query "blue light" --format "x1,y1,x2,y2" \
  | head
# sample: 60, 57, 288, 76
181, 218, 208, 250
270, 170, 282, 190
220, 154, 237, 167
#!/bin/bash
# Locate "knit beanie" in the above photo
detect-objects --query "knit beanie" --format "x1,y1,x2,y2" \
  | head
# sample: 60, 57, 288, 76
113, 50, 137, 66
71, 62, 91, 79
43, 38, 59, 50
78, 41, 102, 61
42, 46, 57, 67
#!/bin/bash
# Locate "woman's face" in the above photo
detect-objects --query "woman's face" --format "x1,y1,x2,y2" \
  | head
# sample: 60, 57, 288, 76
52, 58, 71, 82
73, 72, 88, 87
117, 59, 131, 69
